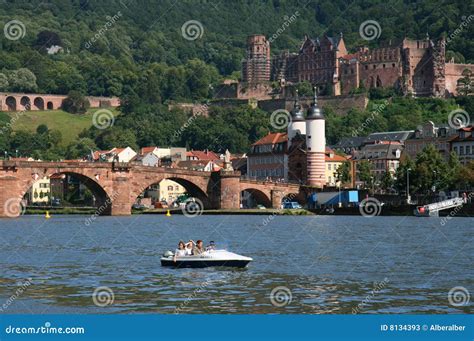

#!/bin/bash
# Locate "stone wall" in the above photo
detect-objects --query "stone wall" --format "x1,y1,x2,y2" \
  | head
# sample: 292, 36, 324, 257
445, 63, 474, 95
257, 93, 368, 116
0, 92, 120, 111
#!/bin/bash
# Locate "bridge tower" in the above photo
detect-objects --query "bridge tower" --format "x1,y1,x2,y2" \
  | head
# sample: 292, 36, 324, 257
305, 88, 326, 188
287, 90, 306, 147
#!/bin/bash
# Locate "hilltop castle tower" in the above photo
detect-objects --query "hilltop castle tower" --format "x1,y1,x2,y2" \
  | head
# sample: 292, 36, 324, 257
305, 88, 326, 187
241, 35, 271, 83
287, 90, 306, 147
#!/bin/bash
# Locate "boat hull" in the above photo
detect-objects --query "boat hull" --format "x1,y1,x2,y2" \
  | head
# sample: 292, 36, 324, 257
161, 258, 251, 268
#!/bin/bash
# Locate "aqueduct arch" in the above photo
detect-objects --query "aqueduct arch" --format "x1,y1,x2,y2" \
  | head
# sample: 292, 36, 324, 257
6, 96, 16, 111
33, 97, 45, 110
20, 96, 31, 110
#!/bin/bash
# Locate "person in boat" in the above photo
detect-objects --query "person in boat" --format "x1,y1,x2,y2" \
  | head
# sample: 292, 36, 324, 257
185, 240, 194, 255
173, 241, 187, 262
206, 241, 216, 251
193, 240, 204, 255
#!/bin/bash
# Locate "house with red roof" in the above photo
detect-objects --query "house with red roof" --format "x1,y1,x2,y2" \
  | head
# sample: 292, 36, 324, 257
247, 132, 288, 181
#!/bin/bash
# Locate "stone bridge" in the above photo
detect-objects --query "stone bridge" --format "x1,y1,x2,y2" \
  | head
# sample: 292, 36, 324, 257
0, 161, 302, 218
0, 92, 120, 111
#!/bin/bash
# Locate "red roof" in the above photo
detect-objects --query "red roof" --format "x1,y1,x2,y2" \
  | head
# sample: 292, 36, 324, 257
341, 53, 358, 60
325, 153, 347, 162
93, 150, 111, 160
187, 150, 220, 161
140, 146, 157, 155
252, 132, 288, 146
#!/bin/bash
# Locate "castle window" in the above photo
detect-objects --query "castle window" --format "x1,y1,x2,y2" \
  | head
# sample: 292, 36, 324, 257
383, 64, 385, 68
365, 65, 368, 70
392, 63, 395, 68
351, 69, 354, 74
373, 65, 376, 69
308, 136, 311, 139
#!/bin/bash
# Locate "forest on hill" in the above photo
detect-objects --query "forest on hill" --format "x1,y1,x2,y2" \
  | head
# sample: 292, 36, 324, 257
1, 0, 473, 99
0, 0, 473, 159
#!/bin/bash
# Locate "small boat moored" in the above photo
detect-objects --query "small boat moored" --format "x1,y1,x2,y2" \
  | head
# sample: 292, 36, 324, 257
161, 249, 252, 268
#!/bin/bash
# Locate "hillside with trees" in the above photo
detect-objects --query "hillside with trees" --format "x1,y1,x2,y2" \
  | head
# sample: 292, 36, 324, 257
0, 0, 473, 159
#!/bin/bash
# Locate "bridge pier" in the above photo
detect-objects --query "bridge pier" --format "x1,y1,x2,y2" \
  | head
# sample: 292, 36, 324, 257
271, 190, 284, 209
217, 171, 241, 209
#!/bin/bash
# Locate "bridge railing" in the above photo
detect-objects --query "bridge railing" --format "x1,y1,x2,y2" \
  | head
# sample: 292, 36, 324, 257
240, 175, 302, 186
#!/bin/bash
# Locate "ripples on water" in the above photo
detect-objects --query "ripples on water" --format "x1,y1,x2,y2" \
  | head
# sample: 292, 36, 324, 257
0, 214, 472, 314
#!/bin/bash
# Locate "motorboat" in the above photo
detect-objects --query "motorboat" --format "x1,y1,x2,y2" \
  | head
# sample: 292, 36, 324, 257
161, 249, 252, 268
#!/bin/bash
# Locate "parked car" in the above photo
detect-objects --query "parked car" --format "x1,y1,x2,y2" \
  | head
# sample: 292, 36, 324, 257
51, 198, 61, 206
256, 204, 266, 210
283, 201, 302, 209
132, 203, 147, 210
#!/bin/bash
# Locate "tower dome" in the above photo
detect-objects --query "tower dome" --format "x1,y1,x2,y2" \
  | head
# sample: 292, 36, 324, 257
287, 90, 306, 146
306, 87, 324, 120
291, 90, 305, 121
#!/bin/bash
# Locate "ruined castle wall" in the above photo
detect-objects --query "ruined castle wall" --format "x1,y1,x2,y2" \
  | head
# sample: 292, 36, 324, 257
257, 94, 368, 115
340, 62, 360, 95
445, 63, 474, 95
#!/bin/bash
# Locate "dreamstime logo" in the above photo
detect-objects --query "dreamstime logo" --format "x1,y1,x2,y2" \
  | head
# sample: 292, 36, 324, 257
92, 109, 115, 130
181, 20, 204, 41
448, 109, 470, 129
270, 286, 292, 307
359, 20, 381, 41
448, 286, 470, 307
3, 20, 26, 40
3, 198, 26, 218
181, 198, 203, 218
92, 286, 114, 307
359, 197, 382, 217
270, 109, 292, 130
84, 11, 122, 49
268, 11, 300, 43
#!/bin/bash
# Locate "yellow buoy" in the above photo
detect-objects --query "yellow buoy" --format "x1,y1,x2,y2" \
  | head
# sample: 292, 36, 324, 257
45, 211, 51, 219
166, 210, 171, 217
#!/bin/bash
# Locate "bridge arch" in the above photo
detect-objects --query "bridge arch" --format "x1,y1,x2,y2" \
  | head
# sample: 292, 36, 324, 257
15, 169, 114, 216
46, 101, 54, 110
129, 174, 211, 209
241, 188, 272, 208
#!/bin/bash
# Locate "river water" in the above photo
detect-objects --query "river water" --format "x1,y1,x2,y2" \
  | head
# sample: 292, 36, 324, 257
0, 214, 472, 314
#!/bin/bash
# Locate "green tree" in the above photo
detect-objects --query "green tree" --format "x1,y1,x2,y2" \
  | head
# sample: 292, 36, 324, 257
414, 144, 450, 193
357, 160, 373, 190
380, 170, 394, 192
36, 124, 49, 135
335, 161, 352, 187
394, 156, 416, 196
0, 73, 9, 91
62, 91, 90, 114
65, 138, 97, 159
456, 69, 473, 97
7, 68, 38, 92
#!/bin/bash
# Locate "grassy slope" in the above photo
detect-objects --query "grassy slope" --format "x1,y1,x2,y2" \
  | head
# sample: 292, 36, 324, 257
5, 108, 119, 146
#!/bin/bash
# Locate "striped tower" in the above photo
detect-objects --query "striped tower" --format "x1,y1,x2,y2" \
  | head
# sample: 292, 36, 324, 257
287, 90, 306, 147
305, 88, 326, 187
